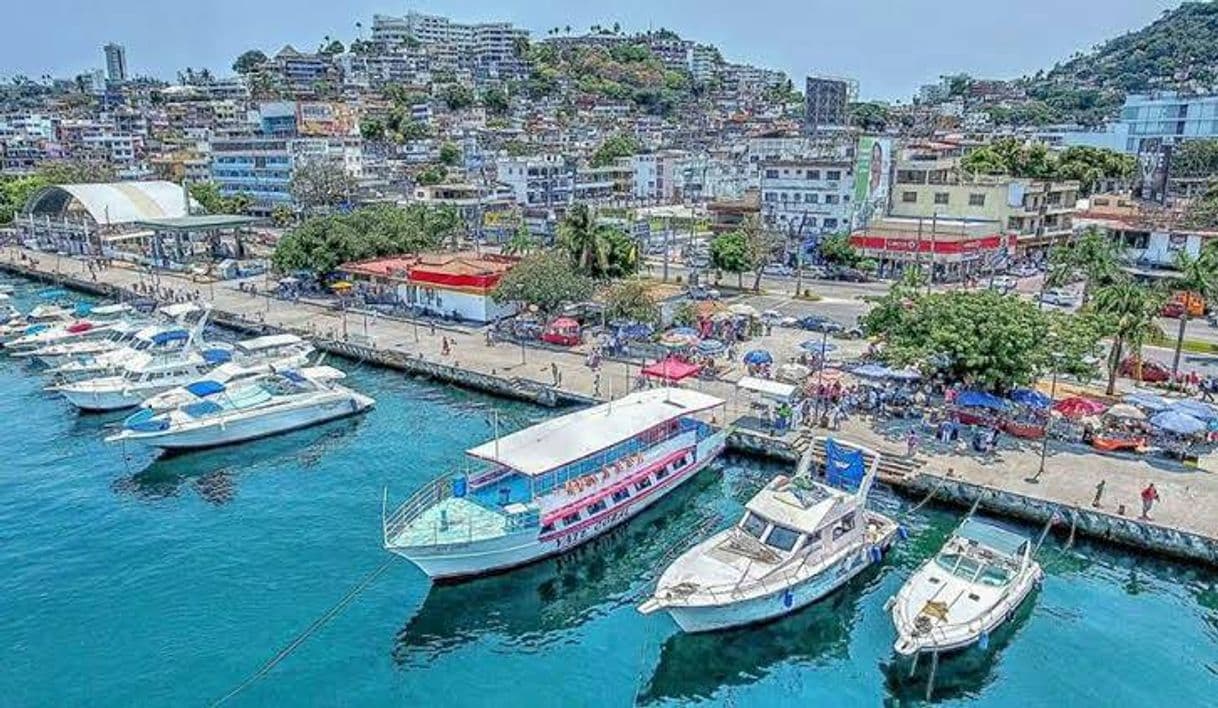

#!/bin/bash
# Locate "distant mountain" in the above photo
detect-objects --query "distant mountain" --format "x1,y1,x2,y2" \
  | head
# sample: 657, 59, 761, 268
989, 2, 1218, 126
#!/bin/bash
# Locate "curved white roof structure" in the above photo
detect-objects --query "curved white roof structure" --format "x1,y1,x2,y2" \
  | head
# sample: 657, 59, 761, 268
26, 181, 193, 226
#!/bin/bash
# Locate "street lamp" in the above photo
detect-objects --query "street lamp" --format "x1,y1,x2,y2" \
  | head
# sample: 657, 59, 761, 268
1027, 361, 1060, 484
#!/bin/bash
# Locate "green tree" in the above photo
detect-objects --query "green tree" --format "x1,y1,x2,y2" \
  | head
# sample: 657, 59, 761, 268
709, 230, 750, 288
271, 204, 295, 227
289, 161, 358, 213
271, 204, 450, 276
502, 224, 539, 256
848, 102, 890, 131
0, 174, 50, 224
360, 118, 385, 142
602, 227, 640, 277
439, 142, 461, 166
1091, 277, 1167, 395
232, 50, 268, 75
481, 88, 510, 115
321, 40, 345, 55
491, 251, 595, 314
188, 182, 228, 214
1173, 139, 1218, 178
441, 84, 474, 111
1055, 146, 1137, 195
604, 279, 659, 324
1047, 225, 1123, 306
590, 133, 640, 167
742, 215, 781, 291
559, 204, 610, 276
818, 233, 864, 268
1168, 247, 1218, 374
961, 138, 1056, 179
416, 165, 445, 186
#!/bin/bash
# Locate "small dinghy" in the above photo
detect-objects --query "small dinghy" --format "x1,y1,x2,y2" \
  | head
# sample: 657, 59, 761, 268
888, 517, 1042, 658
638, 438, 899, 633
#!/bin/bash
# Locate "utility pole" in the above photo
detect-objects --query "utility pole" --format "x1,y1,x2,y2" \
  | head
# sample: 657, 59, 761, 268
662, 215, 671, 283
927, 211, 938, 295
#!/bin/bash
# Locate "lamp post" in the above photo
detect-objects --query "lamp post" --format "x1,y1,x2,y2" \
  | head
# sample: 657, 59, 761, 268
1028, 365, 1060, 484
813, 325, 829, 427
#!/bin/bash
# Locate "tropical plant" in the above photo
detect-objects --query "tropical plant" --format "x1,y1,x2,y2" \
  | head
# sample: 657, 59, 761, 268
603, 280, 659, 324
1046, 226, 1123, 306
1091, 277, 1167, 395
289, 161, 358, 213
491, 251, 595, 314
1168, 247, 1218, 374
271, 204, 295, 228
591, 133, 640, 167
709, 230, 749, 288
502, 224, 539, 256
271, 204, 451, 276
557, 204, 635, 278
232, 50, 268, 75
818, 233, 865, 268
439, 142, 461, 166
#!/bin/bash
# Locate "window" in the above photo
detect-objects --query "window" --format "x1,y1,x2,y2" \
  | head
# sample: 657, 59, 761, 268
764, 192, 777, 202
841, 513, 856, 532
806, 170, 820, 180
585, 499, 607, 515
634, 477, 653, 492
968, 193, 986, 207
825, 194, 838, 204
1093, 198, 1110, 206
765, 169, 778, 178
561, 512, 581, 527
823, 218, 838, 229
826, 170, 841, 181
902, 191, 918, 203
741, 512, 768, 539
793, 193, 802, 203
611, 488, 631, 504
807, 193, 819, 204
934, 192, 950, 205
765, 524, 802, 551
655, 467, 670, 480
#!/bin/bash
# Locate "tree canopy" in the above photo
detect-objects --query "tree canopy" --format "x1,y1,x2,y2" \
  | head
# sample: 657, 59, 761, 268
271, 204, 455, 276
590, 133, 640, 168
558, 205, 638, 278
603, 279, 659, 325
491, 251, 595, 314
961, 139, 1133, 194
289, 161, 358, 212
232, 50, 268, 75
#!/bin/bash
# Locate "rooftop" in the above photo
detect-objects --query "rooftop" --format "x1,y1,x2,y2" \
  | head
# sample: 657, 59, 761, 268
134, 215, 263, 231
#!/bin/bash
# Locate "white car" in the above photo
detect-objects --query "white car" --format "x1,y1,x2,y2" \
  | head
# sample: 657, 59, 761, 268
1040, 289, 1079, 307
1009, 264, 1041, 278
762, 264, 793, 277
989, 276, 1017, 292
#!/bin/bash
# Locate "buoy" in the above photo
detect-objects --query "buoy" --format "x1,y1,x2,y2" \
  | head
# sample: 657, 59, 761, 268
869, 546, 883, 563
979, 631, 990, 651
782, 588, 794, 608
898, 525, 909, 541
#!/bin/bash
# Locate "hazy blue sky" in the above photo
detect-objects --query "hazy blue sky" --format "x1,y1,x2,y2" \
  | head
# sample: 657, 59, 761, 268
1, 0, 1182, 99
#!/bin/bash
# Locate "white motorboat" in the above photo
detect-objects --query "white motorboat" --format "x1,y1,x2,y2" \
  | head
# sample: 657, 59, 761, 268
0, 305, 73, 343
6, 318, 127, 356
638, 439, 900, 633
21, 320, 146, 368
383, 388, 728, 581
107, 366, 373, 450
53, 348, 233, 412
888, 517, 1042, 658
42, 325, 196, 383
140, 356, 320, 412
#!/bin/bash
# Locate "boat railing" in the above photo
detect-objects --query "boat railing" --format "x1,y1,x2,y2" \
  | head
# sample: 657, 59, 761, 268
383, 475, 455, 545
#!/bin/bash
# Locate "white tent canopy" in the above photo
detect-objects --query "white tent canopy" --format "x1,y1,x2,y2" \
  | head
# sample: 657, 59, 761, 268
737, 376, 798, 402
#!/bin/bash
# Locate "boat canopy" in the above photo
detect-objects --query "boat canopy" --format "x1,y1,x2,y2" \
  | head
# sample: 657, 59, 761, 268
202, 348, 233, 364
236, 334, 303, 353
957, 518, 1029, 557
151, 329, 189, 345
465, 388, 723, 477
186, 380, 225, 397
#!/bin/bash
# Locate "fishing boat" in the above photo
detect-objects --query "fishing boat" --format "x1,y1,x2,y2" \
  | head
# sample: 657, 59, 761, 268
107, 366, 373, 450
888, 517, 1042, 658
638, 439, 899, 633
383, 388, 727, 580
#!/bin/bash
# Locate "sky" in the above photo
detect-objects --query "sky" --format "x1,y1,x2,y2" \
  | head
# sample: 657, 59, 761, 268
0, 0, 1184, 100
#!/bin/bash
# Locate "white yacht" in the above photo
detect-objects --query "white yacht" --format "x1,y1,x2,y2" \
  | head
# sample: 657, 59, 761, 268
53, 348, 233, 412
107, 366, 373, 450
21, 320, 146, 367
0, 305, 73, 343
6, 318, 126, 355
140, 356, 320, 412
383, 389, 728, 581
638, 439, 900, 633
888, 518, 1042, 658
42, 325, 195, 383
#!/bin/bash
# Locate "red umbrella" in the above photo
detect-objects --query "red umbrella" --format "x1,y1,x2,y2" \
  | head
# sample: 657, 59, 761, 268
1052, 396, 1108, 419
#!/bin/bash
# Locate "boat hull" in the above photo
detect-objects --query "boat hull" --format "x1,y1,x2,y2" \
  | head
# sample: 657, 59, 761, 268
388, 431, 727, 581
659, 517, 898, 633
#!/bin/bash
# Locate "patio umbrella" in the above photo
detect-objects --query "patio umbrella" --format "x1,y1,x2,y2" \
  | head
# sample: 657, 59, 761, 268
1009, 387, 1052, 409
616, 322, 653, 339
852, 363, 893, 380
668, 326, 701, 338
696, 339, 727, 355
798, 339, 837, 355
1123, 392, 1171, 412
743, 349, 773, 365
956, 390, 1010, 411
1150, 410, 1206, 436
1052, 396, 1108, 419
777, 362, 812, 382
1105, 403, 1147, 420
1169, 399, 1218, 422
728, 303, 759, 317
659, 331, 699, 349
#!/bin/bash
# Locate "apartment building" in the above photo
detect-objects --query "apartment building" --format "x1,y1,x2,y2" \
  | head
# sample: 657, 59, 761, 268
371, 12, 528, 79
889, 142, 1079, 255
760, 158, 855, 235
497, 154, 573, 208
805, 77, 851, 134
1118, 91, 1218, 153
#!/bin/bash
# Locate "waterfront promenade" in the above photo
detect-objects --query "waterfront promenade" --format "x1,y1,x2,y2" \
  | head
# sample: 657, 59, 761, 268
6, 247, 1218, 565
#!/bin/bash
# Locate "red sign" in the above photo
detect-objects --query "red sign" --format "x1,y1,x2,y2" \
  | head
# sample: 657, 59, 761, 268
849, 233, 1007, 254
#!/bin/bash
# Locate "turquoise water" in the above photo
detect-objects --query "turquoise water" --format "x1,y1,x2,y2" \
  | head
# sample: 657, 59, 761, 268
3, 278, 1218, 707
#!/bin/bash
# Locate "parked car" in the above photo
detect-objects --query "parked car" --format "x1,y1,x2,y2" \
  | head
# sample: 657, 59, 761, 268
797, 315, 845, 334
1040, 288, 1079, 307
1009, 264, 1041, 278
762, 263, 793, 277
1119, 356, 1172, 383
1160, 300, 1187, 319
989, 276, 1017, 293
828, 267, 869, 283
801, 265, 829, 280
687, 286, 720, 301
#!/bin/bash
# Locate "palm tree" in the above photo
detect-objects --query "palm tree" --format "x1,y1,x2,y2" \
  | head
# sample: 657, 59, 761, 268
503, 225, 538, 256
559, 204, 610, 276
1047, 226, 1122, 307
1169, 247, 1218, 374
1092, 277, 1166, 395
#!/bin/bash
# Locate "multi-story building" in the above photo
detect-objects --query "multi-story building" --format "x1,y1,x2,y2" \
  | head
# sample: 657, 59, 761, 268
573, 159, 634, 203
104, 43, 127, 83
371, 12, 529, 79
1117, 91, 1218, 153
888, 141, 1080, 255
632, 150, 692, 202
267, 46, 339, 96
1075, 193, 1218, 271
497, 155, 572, 208
760, 158, 855, 236
411, 182, 516, 241
210, 129, 294, 214
805, 76, 850, 134
689, 45, 720, 86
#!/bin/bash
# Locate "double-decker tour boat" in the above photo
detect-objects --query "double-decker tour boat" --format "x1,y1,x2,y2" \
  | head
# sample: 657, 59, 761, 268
383, 388, 727, 581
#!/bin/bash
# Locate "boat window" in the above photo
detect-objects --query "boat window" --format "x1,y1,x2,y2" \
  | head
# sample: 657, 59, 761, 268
561, 512, 581, 527
765, 524, 801, 552
841, 513, 855, 532
634, 477, 652, 492
655, 467, 670, 480
805, 530, 822, 547
611, 488, 630, 504
540, 523, 555, 534
979, 564, 1012, 587
585, 499, 607, 515
740, 511, 768, 539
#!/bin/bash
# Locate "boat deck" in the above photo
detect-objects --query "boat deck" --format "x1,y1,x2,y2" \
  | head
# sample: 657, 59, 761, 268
391, 497, 507, 547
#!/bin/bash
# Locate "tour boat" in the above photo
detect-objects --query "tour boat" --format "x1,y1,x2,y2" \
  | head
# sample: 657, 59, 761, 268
107, 366, 374, 450
140, 355, 323, 412
638, 438, 899, 633
888, 517, 1042, 658
383, 388, 728, 580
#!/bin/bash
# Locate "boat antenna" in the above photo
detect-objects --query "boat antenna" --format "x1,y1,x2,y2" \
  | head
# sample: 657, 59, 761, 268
493, 409, 501, 462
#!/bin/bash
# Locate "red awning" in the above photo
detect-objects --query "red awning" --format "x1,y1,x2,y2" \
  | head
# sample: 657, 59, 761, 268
1052, 396, 1108, 419
641, 357, 702, 382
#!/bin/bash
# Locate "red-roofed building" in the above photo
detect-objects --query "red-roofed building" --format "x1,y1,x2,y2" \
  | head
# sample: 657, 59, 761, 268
340, 252, 520, 323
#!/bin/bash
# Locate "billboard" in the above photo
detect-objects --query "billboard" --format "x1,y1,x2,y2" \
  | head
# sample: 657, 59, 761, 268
852, 136, 892, 230
295, 102, 358, 137
1136, 139, 1172, 205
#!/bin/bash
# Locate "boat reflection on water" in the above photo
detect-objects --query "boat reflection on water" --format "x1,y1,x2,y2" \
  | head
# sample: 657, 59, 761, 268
880, 590, 1037, 703
638, 570, 880, 705
391, 469, 725, 666
111, 416, 365, 503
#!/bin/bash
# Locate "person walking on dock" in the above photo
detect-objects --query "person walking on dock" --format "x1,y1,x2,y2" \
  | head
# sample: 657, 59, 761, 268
1092, 479, 1106, 508
905, 429, 920, 458
1140, 483, 1160, 520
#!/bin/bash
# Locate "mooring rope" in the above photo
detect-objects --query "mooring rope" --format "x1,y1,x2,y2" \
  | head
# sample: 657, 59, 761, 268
901, 474, 947, 519
210, 558, 394, 706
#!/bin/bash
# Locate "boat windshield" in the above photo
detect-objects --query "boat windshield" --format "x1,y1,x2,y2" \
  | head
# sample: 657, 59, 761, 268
934, 552, 1012, 586
764, 524, 801, 552
740, 511, 768, 539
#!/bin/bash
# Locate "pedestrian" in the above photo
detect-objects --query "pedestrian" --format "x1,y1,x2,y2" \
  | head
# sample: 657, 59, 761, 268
551, 362, 559, 386
1140, 482, 1160, 520
1092, 479, 1106, 508
906, 428, 919, 458
441, 336, 450, 356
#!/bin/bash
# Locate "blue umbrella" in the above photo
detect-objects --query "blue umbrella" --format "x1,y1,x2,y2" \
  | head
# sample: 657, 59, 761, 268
1009, 387, 1052, 409
1169, 399, 1218, 422
743, 349, 772, 365
1123, 392, 1171, 412
696, 339, 726, 355
799, 340, 837, 354
852, 363, 893, 379
1150, 410, 1206, 436
616, 322, 653, 340
956, 390, 1010, 411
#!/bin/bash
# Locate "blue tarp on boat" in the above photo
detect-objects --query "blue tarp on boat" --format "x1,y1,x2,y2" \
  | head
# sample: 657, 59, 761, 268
151, 329, 189, 345
956, 390, 1009, 410
201, 348, 232, 364
186, 380, 225, 397
1009, 388, 1052, 409
824, 439, 865, 492
743, 350, 772, 365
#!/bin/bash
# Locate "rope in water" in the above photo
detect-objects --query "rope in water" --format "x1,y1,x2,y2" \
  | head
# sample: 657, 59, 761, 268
210, 558, 394, 706
901, 474, 948, 519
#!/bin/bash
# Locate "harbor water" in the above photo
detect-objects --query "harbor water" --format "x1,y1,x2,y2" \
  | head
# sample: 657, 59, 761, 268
2, 278, 1218, 707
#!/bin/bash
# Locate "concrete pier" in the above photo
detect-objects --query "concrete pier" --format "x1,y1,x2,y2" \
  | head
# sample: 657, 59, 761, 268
6, 247, 1218, 568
